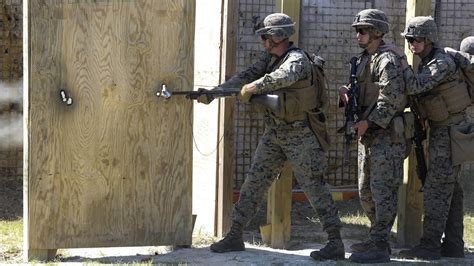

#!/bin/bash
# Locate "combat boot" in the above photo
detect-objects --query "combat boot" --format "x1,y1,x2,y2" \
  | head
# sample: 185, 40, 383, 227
349, 241, 390, 263
441, 242, 465, 258
351, 239, 392, 254
210, 223, 245, 253
351, 240, 375, 253
397, 244, 441, 260
310, 229, 345, 261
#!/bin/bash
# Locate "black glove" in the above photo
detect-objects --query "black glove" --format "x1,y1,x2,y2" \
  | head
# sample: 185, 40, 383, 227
196, 88, 215, 104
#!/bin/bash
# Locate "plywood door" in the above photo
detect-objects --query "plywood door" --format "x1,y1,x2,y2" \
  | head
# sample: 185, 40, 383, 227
27, 0, 194, 249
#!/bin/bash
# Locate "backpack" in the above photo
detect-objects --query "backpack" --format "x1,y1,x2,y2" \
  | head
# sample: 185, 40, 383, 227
447, 50, 474, 104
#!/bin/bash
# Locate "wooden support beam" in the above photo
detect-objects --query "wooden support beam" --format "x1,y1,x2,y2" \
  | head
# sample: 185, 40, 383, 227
216, 0, 238, 237
397, 0, 431, 247
261, 0, 300, 249
276, 0, 300, 45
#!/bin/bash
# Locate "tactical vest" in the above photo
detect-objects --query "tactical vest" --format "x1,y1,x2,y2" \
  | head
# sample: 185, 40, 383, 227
417, 50, 471, 124
271, 50, 323, 121
356, 46, 407, 118
418, 79, 470, 123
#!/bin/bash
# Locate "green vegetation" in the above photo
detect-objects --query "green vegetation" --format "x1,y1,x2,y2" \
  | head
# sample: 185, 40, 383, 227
0, 219, 22, 263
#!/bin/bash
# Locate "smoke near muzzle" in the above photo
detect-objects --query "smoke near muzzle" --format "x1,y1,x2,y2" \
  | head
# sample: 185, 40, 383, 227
0, 80, 23, 149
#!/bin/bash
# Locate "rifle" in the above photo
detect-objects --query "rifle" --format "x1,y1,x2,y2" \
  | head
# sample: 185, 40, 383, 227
339, 57, 359, 163
410, 102, 428, 191
156, 84, 280, 114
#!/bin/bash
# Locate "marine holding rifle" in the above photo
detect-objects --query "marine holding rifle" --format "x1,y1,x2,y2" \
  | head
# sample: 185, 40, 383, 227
197, 13, 345, 261
338, 9, 408, 263
398, 16, 470, 260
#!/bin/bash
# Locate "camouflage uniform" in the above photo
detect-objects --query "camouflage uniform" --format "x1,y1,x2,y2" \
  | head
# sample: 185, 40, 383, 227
403, 47, 466, 257
356, 43, 407, 244
221, 47, 341, 233
208, 13, 343, 260
399, 16, 467, 259
346, 9, 408, 264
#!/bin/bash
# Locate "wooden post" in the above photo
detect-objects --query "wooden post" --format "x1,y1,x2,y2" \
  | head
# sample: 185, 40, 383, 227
397, 0, 431, 247
261, 0, 300, 249
216, 0, 238, 237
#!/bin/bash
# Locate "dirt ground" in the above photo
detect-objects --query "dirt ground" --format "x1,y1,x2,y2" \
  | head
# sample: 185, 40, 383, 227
1, 172, 474, 264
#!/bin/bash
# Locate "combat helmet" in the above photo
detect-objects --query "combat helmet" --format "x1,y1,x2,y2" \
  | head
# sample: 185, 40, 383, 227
402, 16, 439, 43
254, 13, 295, 39
352, 9, 389, 34
460, 36, 474, 55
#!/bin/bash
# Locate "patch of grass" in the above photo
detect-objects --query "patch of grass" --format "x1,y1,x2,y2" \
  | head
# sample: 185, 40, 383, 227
192, 234, 218, 248
340, 211, 370, 226
0, 219, 23, 263
337, 205, 474, 248
464, 214, 474, 247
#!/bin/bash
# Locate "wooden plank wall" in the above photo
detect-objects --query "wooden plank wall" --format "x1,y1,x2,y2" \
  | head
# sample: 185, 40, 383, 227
27, 0, 195, 250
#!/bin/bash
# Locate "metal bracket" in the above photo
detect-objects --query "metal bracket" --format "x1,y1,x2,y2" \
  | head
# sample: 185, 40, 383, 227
156, 84, 172, 99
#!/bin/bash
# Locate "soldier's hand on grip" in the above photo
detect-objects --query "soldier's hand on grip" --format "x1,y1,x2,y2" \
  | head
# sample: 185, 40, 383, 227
196, 88, 215, 104
238, 84, 256, 103
338, 85, 349, 106
353, 120, 369, 138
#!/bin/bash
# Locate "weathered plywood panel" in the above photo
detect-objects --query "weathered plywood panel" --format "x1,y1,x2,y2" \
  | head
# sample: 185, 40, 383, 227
27, 0, 194, 249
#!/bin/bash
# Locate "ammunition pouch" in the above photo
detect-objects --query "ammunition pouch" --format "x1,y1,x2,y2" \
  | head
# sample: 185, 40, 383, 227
307, 109, 330, 151
418, 80, 470, 122
450, 122, 474, 166
387, 112, 414, 158
418, 94, 449, 121
274, 80, 318, 121
403, 111, 415, 140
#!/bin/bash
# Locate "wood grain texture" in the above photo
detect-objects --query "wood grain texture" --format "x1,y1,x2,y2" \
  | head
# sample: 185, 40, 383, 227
216, 0, 238, 238
397, 0, 431, 247
27, 0, 195, 249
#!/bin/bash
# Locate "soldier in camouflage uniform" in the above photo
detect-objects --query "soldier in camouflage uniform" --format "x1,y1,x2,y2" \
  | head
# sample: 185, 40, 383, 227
338, 9, 408, 263
445, 36, 474, 73
398, 16, 469, 260
197, 13, 345, 260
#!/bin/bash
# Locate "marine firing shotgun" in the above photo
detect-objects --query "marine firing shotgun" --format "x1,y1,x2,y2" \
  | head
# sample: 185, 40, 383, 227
156, 84, 281, 114
340, 57, 359, 163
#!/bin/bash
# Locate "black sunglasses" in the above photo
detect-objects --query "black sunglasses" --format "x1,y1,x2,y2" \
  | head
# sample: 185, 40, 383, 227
355, 28, 370, 35
260, 34, 271, 41
406, 37, 424, 44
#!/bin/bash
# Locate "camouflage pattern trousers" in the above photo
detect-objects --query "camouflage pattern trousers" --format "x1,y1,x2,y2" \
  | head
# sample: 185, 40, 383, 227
421, 124, 464, 251
232, 119, 342, 233
358, 130, 405, 243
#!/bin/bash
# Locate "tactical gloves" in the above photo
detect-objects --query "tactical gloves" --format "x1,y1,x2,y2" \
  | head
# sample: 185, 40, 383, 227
196, 88, 215, 104
238, 84, 256, 103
